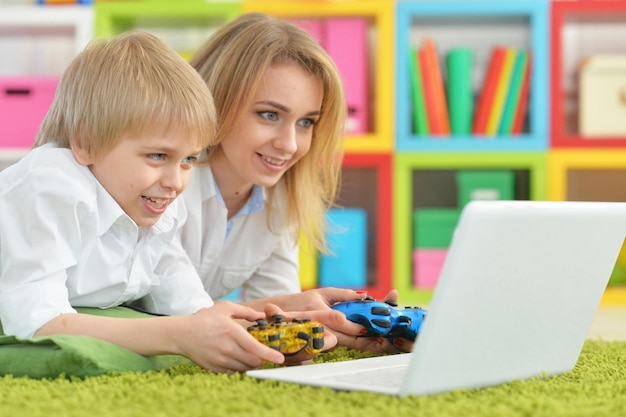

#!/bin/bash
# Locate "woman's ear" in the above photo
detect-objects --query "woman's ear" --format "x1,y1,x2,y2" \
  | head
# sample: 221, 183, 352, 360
70, 136, 94, 166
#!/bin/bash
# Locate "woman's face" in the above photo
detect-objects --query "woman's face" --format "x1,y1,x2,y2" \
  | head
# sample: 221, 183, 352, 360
212, 61, 323, 191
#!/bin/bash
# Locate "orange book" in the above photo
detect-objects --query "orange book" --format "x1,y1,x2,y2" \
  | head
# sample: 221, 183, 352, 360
419, 47, 439, 134
422, 37, 450, 135
472, 46, 507, 135
512, 52, 532, 135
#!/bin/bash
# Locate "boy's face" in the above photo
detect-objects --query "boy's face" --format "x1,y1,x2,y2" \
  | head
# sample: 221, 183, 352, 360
85, 131, 202, 227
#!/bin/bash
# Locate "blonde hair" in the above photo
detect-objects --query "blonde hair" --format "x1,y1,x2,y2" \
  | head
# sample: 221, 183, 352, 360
189, 12, 346, 252
35, 30, 216, 154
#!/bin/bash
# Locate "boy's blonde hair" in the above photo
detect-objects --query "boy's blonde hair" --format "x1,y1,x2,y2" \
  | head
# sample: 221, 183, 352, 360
35, 30, 216, 154
189, 12, 347, 253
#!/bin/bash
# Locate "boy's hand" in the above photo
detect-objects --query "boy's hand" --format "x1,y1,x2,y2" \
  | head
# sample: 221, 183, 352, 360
180, 302, 285, 373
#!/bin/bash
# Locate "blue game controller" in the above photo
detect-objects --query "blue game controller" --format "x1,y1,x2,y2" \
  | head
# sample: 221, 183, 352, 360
331, 296, 427, 342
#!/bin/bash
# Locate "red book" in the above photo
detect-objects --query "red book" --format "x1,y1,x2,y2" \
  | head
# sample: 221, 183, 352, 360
419, 47, 439, 134
472, 46, 507, 135
423, 37, 450, 135
511, 52, 532, 135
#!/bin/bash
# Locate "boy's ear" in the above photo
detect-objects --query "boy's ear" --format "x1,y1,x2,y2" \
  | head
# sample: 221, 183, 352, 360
70, 136, 94, 166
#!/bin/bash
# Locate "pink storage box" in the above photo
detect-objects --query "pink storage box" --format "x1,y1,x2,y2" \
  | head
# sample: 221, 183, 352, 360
0, 77, 59, 148
413, 248, 448, 289
294, 17, 369, 135
325, 18, 369, 134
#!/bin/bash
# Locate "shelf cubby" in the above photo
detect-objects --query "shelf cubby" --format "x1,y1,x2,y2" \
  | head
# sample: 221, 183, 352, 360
94, 1, 241, 58
551, 0, 626, 148
395, 1, 549, 152
394, 151, 547, 304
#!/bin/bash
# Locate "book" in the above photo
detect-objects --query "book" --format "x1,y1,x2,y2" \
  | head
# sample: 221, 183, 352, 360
422, 37, 451, 135
419, 47, 439, 134
446, 48, 473, 136
511, 52, 532, 135
499, 50, 529, 135
486, 47, 517, 136
408, 47, 429, 135
472, 46, 507, 135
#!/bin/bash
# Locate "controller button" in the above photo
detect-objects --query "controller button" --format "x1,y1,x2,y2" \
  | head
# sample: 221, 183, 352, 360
312, 338, 324, 350
372, 319, 391, 328
371, 307, 391, 316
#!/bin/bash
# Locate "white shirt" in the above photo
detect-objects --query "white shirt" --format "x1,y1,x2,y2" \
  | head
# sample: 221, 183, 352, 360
0, 144, 213, 338
180, 166, 301, 301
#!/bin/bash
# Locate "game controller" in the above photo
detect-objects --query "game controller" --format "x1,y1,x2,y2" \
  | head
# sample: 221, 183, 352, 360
247, 315, 324, 356
331, 296, 427, 342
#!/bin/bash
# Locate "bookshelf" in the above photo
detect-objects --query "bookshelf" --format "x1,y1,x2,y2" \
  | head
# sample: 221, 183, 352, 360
1, 1, 625, 305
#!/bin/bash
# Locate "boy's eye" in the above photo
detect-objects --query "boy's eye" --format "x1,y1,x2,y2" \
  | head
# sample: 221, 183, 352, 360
149, 153, 166, 161
183, 156, 198, 165
258, 111, 278, 121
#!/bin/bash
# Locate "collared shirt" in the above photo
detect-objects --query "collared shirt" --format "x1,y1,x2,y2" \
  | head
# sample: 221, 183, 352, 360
180, 166, 301, 301
0, 144, 213, 338
213, 177, 265, 240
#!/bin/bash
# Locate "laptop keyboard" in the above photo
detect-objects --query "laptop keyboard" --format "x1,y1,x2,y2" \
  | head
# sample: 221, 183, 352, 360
324, 364, 408, 389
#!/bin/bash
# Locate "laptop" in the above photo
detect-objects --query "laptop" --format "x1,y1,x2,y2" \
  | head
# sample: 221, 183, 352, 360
247, 200, 626, 396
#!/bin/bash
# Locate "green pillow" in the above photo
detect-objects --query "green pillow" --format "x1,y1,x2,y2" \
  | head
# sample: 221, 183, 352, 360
0, 307, 191, 379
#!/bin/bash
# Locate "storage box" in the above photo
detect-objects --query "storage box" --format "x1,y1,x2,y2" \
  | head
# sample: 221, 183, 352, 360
291, 17, 369, 135
456, 170, 515, 207
413, 248, 447, 289
413, 208, 460, 248
319, 207, 368, 289
0, 77, 58, 148
579, 55, 626, 138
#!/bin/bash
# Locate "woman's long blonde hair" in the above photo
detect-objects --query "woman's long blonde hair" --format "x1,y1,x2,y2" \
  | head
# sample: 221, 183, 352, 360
190, 13, 346, 252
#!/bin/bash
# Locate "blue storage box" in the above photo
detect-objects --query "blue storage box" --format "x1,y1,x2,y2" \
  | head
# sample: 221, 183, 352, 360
319, 208, 368, 288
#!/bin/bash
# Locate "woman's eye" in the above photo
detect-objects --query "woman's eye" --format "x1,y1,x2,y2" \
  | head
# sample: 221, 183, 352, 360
259, 111, 278, 121
298, 118, 316, 128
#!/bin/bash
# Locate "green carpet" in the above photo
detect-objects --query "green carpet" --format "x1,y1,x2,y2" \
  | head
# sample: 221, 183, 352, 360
0, 340, 624, 417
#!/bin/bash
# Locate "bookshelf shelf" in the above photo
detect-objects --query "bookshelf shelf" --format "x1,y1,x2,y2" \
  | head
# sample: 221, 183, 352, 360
395, 1, 549, 152
394, 151, 547, 304
94, 1, 241, 58
551, 0, 626, 148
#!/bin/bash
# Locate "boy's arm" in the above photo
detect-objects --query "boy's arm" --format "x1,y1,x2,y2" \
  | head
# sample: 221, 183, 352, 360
35, 302, 285, 373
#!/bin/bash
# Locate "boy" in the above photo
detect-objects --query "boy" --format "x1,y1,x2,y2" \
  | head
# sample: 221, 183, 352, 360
0, 31, 284, 373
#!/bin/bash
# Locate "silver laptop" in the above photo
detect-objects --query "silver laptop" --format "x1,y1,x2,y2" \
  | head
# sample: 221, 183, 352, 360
247, 200, 626, 396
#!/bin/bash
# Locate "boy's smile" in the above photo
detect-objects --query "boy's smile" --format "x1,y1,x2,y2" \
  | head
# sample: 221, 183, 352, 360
75, 131, 201, 227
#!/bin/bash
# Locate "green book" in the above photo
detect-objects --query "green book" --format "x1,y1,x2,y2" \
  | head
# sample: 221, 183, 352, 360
446, 48, 473, 135
408, 47, 429, 135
